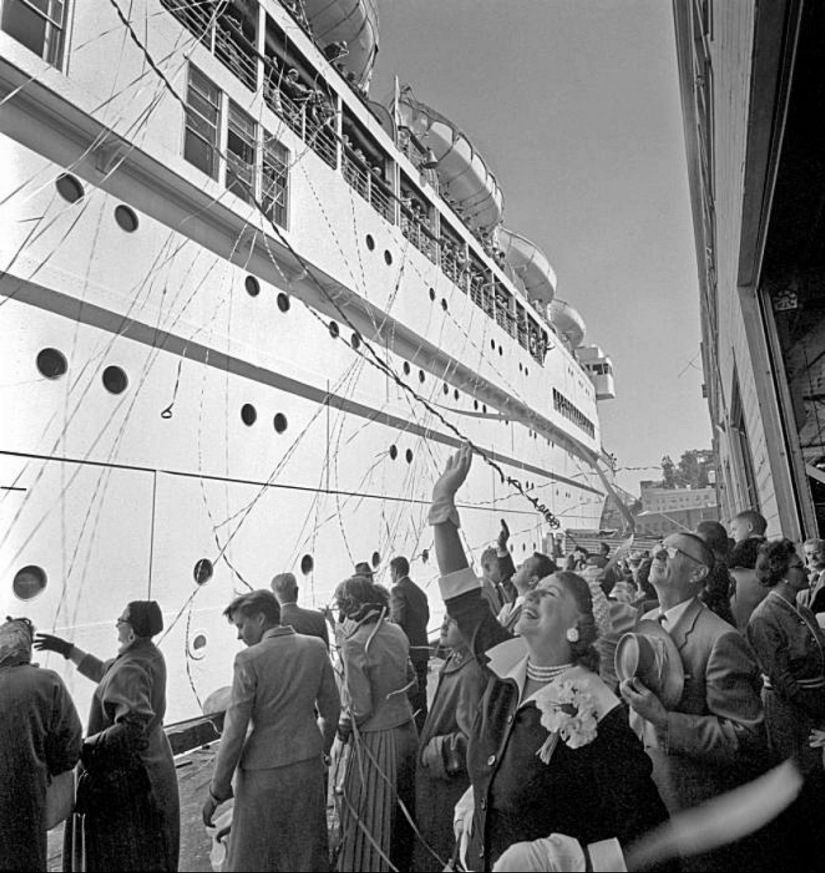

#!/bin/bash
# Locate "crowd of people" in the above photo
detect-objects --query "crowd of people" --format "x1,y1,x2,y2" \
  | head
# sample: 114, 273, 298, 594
3, 448, 825, 872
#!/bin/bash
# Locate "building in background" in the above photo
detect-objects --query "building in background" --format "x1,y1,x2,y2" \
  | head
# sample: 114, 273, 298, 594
635, 482, 718, 537
673, 0, 825, 540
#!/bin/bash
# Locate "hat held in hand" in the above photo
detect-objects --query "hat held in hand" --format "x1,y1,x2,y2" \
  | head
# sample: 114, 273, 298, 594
615, 620, 684, 709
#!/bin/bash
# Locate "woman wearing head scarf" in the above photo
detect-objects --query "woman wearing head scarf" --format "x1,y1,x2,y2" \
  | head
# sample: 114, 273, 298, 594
332, 576, 418, 872
0, 617, 82, 872
430, 445, 670, 872
35, 601, 179, 871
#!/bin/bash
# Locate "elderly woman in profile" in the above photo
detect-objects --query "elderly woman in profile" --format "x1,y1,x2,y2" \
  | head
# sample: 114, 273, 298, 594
430, 445, 669, 872
333, 575, 419, 872
35, 601, 179, 871
0, 617, 82, 872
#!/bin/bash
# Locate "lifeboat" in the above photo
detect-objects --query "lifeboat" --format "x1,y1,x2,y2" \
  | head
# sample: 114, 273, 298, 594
304, 0, 379, 88
497, 227, 556, 305
396, 90, 504, 232
577, 345, 616, 400
549, 299, 586, 348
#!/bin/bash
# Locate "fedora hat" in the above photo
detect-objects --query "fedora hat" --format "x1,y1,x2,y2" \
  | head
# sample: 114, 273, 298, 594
615, 620, 684, 709
353, 561, 374, 578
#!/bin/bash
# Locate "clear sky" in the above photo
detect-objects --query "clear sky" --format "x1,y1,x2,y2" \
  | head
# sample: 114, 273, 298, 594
370, 0, 712, 497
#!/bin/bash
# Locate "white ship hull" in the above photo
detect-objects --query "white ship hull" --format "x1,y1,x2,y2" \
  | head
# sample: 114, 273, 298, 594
0, 0, 609, 723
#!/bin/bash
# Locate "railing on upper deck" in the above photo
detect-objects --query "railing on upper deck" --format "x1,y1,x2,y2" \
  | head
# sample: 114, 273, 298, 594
440, 244, 468, 292
400, 207, 437, 263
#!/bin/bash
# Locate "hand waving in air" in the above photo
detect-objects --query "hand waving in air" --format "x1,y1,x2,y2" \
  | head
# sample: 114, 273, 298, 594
432, 442, 473, 504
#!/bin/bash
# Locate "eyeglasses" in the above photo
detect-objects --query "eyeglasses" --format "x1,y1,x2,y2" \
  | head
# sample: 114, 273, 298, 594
655, 544, 705, 566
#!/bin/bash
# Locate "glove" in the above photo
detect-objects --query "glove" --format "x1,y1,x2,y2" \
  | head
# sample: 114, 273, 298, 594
429, 443, 473, 527
497, 518, 510, 554
33, 633, 74, 659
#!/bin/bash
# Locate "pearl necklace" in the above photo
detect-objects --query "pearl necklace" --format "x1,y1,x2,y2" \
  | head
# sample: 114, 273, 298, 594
525, 660, 573, 682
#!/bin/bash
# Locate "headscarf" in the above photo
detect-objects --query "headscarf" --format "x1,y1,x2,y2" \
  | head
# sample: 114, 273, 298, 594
0, 617, 34, 668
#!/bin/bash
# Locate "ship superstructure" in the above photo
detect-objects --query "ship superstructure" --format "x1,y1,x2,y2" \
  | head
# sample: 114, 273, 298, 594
0, 0, 615, 720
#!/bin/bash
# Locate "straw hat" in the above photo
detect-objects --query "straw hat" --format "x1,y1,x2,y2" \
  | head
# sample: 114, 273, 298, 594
615, 620, 685, 709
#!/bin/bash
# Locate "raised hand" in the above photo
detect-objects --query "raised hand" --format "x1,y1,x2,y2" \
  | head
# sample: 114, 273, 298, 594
497, 518, 510, 551
432, 442, 473, 505
33, 633, 74, 659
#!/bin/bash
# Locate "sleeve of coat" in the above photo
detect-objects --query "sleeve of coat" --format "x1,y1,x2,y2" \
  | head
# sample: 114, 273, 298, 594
316, 654, 341, 752
747, 612, 825, 719
211, 652, 256, 801
86, 660, 154, 756
341, 633, 374, 725
45, 674, 83, 776
439, 568, 512, 662
662, 630, 765, 765
389, 584, 408, 631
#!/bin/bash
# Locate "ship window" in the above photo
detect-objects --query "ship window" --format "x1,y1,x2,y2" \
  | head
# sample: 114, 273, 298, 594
1, 0, 65, 67
384, 250, 393, 266
194, 558, 214, 585
443, 384, 449, 395
273, 412, 288, 433
102, 366, 128, 395
241, 404, 257, 426
429, 288, 436, 302
227, 102, 256, 203
389, 444, 398, 460
405, 448, 413, 463
55, 173, 84, 204
371, 551, 381, 568
262, 133, 289, 228
328, 321, 339, 339
350, 332, 361, 350
454, 389, 459, 400
114, 205, 139, 233
366, 235, 375, 251
245, 276, 260, 297
418, 370, 425, 383
276, 292, 290, 312
403, 362, 411, 376
36, 348, 67, 379
300, 554, 314, 575
441, 298, 448, 311
184, 66, 221, 181
187, 630, 208, 660
12, 565, 47, 600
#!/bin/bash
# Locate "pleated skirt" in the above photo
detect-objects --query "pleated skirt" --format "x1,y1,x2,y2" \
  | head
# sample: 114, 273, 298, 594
337, 721, 417, 872
228, 757, 328, 872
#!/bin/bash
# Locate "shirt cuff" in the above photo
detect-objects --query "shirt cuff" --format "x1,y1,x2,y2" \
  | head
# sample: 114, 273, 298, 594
587, 838, 627, 872
439, 567, 482, 601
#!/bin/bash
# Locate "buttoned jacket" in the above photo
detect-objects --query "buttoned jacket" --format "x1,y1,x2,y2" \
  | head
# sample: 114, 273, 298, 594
798, 569, 825, 614
631, 597, 766, 811
441, 568, 669, 871
390, 575, 430, 666
211, 626, 340, 800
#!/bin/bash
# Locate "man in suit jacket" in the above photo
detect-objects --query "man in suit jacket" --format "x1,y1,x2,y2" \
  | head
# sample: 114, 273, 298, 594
389, 555, 430, 731
621, 532, 766, 872
203, 590, 340, 871
271, 571, 330, 648
799, 537, 825, 615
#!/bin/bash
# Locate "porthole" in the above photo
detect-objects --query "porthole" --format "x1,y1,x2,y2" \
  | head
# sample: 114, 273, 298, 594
276, 292, 291, 312
418, 370, 425, 383
273, 412, 288, 433
351, 332, 361, 350
525, 368, 529, 377
522, 543, 527, 552
102, 365, 128, 394
474, 400, 479, 411
13, 565, 47, 601
56, 173, 84, 204
329, 321, 340, 339
443, 384, 449, 395
241, 404, 257, 426
245, 276, 260, 297
36, 348, 67, 379
371, 551, 381, 568
482, 404, 487, 414
429, 288, 436, 301
384, 250, 393, 265
389, 444, 398, 460
405, 448, 413, 463
403, 362, 411, 376
454, 389, 459, 400
519, 363, 523, 373
498, 345, 503, 355
300, 554, 314, 575
490, 340, 496, 351
421, 549, 429, 564
441, 298, 448, 311
187, 630, 208, 660
194, 558, 214, 585
366, 234, 375, 251
114, 204, 139, 233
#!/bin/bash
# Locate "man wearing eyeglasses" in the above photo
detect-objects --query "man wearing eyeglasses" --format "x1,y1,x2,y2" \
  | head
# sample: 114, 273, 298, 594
621, 532, 766, 871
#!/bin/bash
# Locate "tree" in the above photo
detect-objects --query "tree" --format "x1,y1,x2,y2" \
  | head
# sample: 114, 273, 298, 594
660, 449, 715, 489
661, 455, 677, 489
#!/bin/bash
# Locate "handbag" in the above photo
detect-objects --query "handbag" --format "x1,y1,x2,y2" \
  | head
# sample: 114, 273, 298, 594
46, 769, 75, 829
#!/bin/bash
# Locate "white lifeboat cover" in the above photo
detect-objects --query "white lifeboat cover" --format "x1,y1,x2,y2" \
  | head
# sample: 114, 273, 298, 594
497, 227, 556, 304
304, 0, 379, 88
397, 90, 504, 232
548, 299, 586, 348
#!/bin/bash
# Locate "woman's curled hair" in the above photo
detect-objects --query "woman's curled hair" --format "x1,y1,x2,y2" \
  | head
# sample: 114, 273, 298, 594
550, 571, 600, 673
755, 538, 799, 588
335, 576, 390, 622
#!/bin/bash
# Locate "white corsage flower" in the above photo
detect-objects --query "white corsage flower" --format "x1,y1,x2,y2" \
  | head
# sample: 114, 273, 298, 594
533, 679, 599, 763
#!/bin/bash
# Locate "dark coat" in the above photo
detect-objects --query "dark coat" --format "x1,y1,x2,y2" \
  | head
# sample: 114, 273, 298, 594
0, 664, 82, 872
279, 602, 330, 648
390, 576, 430, 666
443, 570, 670, 872
414, 646, 486, 871
64, 639, 180, 872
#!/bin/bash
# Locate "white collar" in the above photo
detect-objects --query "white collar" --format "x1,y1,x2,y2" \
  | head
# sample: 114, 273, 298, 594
659, 597, 695, 630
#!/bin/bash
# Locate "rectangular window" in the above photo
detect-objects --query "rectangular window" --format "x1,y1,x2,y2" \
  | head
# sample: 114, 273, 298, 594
1, 0, 66, 66
262, 132, 289, 228
184, 66, 221, 180
226, 101, 256, 203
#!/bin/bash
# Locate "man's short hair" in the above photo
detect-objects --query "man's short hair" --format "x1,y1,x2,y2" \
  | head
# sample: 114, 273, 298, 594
729, 538, 764, 571
530, 553, 558, 582
271, 572, 298, 603
804, 537, 825, 551
389, 556, 410, 578
695, 520, 730, 558
223, 589, 281, 625
733, 510, 767, 537
673, 532, 715, 570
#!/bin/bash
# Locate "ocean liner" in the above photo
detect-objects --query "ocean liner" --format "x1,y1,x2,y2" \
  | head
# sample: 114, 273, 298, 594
0, 0, 617, 722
